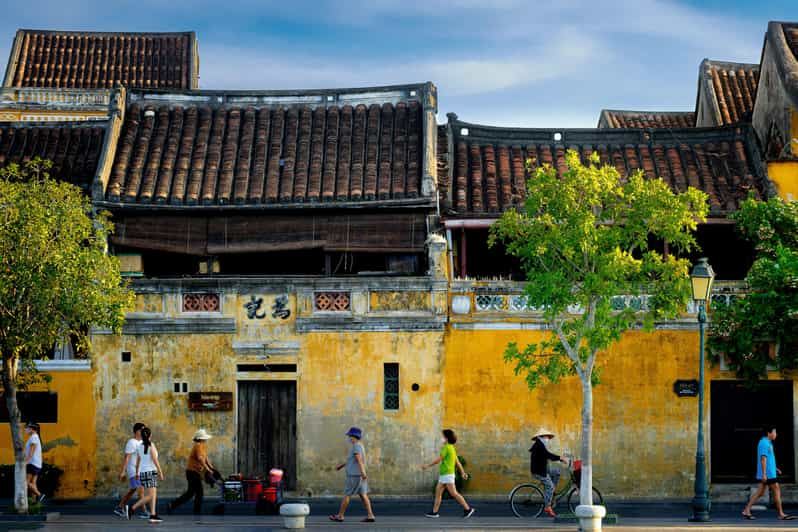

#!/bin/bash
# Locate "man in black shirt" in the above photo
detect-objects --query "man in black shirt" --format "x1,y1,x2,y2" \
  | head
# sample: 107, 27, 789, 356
530, 428, 567, 517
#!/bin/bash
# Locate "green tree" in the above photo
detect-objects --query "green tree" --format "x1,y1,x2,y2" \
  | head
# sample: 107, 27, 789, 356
0, 159, 133, 513
489, 151, 708, 508
708, 197, 798, 381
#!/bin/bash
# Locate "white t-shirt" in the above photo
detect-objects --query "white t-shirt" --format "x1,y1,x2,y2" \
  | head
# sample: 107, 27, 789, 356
136, 442, 158, 474
25, 433, 42, 468
124, 438, 141, 479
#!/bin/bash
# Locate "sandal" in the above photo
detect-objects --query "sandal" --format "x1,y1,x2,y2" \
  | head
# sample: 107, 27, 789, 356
742, 513, 756, 520
780, 515, 797, 520
361, 517, 376, 522
329, 515, 345, 522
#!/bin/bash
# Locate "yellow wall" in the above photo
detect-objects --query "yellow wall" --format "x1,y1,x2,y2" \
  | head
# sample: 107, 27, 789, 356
444, 327, 706, 498
0, 370, 96, 498
768, 161, 798, 202
299, 331, 443, 495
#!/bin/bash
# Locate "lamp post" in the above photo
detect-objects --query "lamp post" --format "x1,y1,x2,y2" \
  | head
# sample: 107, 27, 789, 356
689, 257, 715, 522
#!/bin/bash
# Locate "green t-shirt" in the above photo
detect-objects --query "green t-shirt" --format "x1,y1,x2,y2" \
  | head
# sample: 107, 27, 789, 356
439, 443, 457, 475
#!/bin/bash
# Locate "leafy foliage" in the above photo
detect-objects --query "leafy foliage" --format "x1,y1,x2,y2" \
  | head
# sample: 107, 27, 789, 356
489, 151, 708, 387
708, 197, 798, 381
0, 158, 133, 367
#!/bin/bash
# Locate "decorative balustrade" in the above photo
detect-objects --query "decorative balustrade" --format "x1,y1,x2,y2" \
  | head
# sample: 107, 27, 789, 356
182, 293, 221, 312
314, 291, 351, 312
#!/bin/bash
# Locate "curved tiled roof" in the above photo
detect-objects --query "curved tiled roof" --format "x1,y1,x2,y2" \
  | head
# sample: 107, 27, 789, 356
441, 117, 769, 217
696, 60, 759, 126
106, 88, 429, 206
0, 121, 106, 191
4, 30, 198, 89
598, 110, 695, 129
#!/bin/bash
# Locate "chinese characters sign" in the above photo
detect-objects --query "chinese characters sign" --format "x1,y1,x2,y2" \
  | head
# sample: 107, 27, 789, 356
245, 294, 291, 320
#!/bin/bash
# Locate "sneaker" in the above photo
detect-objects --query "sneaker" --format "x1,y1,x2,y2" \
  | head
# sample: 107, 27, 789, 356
424, 511, 440, 518
463, 507, 475, 519
125, 505, 132, 520
113, 507, 126, 518
149, 515, 163, 523
138, 510, 151, 519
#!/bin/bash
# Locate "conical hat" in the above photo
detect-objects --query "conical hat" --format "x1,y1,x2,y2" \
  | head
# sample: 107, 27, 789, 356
531, 428, 555, 440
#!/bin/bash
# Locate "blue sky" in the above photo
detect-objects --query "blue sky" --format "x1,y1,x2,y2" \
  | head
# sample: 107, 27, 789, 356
0, 0, 792, 127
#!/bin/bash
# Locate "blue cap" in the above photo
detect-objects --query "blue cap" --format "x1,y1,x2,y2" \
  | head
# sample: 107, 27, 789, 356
346, 426, 362, 439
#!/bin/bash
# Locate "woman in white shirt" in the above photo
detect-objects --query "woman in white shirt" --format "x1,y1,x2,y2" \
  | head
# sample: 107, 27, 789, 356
24, 422, 44, 503
128, 427, 165, 523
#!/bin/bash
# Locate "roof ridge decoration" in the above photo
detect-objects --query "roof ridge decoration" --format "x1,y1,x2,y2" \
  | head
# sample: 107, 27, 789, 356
598, 109, 696, 129
3, 29, 199, 90
751, 21, 798, 161
103, 83, 439, 208
440, 114, 771, 218
695, 58, 760, 127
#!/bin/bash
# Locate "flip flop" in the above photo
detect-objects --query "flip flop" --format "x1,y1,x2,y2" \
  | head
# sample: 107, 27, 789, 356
329, 515, 345, 522
742, 513, 756, 520
780, 515, 797, 520
361, 517, 376, 522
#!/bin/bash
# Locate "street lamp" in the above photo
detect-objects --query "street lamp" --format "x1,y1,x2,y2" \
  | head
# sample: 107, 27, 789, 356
689, 257, 714, 522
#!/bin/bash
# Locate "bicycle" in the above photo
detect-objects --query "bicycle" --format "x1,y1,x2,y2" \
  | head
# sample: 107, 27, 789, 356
509, 457, 604, 518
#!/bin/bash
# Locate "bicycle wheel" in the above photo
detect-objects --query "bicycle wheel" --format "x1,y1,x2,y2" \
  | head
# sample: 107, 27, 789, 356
510, 483, 545, 518
567, 486, 604, 513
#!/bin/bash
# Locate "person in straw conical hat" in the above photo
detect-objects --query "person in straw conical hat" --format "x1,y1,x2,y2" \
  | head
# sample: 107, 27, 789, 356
530, 428, 567, 517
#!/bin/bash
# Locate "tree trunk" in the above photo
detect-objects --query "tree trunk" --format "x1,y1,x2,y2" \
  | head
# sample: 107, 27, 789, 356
580, 377, 594, 507
2, 357, 28, 514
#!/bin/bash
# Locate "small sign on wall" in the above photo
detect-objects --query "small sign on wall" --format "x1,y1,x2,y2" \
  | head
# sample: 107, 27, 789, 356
673, 380, 699, 397
188, 392, 233, 411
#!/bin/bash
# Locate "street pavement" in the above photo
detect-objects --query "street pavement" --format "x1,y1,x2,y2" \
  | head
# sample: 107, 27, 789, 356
4, 499, 798, 531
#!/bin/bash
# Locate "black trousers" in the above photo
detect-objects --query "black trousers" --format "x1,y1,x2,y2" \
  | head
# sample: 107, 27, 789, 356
171, 470, 204, 514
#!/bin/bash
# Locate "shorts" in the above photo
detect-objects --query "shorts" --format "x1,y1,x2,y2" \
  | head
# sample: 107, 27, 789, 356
129, 477, 142, 489
759, 478, 779, 485
438, 474, 456, 485
344, 475, 368, 496
139, 470, 158, 488
26, 464, 41, 476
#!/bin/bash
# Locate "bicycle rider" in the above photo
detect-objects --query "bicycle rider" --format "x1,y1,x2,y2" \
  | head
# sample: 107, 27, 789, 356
530, 428, 568, 517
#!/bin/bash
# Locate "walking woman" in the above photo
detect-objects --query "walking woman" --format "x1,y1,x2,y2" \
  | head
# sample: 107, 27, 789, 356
128, 427, 165, 523
168, 429, 214, 515
421, 429, 475, 519
24, 422, 44, 503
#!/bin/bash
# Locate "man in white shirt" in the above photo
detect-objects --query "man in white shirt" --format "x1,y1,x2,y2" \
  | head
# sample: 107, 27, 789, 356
114, 422, 146, 519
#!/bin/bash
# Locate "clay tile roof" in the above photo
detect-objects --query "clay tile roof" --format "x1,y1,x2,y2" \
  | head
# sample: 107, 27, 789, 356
105, 85, 434, 207
442, 118, 770, 217
3, 30, 198, 90
696, 59, 759, 127
0, 121, 107, 191
598, 110, 695, 129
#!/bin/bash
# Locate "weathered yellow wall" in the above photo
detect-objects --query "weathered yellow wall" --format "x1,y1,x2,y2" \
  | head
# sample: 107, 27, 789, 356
299, 331, 443, 495
91, 290, 446, 496
443, 328, 706, 499
768, 161, 798, 201
91, 332, 237, 497
0, 370, 96, 498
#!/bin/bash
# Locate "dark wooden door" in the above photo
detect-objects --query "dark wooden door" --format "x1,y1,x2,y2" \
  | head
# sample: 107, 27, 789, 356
237, 380, 297, 489
711, 380, 794, 483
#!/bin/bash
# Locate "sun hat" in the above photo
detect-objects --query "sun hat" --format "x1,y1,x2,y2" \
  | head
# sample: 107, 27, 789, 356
193, 428, 212, 441
531, 428, 555, 440
345, 426, 363, 439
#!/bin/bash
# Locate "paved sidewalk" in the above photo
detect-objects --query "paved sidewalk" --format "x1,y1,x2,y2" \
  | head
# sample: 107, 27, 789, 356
3, 499, 798, 530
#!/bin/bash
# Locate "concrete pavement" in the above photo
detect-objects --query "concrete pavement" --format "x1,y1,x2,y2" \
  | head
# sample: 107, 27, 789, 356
4, 499, 798, 530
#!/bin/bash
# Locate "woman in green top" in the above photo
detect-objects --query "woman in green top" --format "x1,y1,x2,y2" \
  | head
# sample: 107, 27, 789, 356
421, 429, 475, 519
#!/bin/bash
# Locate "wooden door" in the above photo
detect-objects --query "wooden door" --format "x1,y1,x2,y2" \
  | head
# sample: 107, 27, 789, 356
237, 380, 297, 489
711, 380, 794, 483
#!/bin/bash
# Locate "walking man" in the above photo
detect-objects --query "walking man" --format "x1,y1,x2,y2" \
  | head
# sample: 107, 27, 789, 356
114, 422, 145, 519
742, 427, 796, 520
167, 429, 215, 515
329, 427, 376, 523
530, 428, 567, 517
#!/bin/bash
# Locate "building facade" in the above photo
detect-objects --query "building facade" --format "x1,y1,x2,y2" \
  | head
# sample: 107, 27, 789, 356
0, 22, 796, 500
